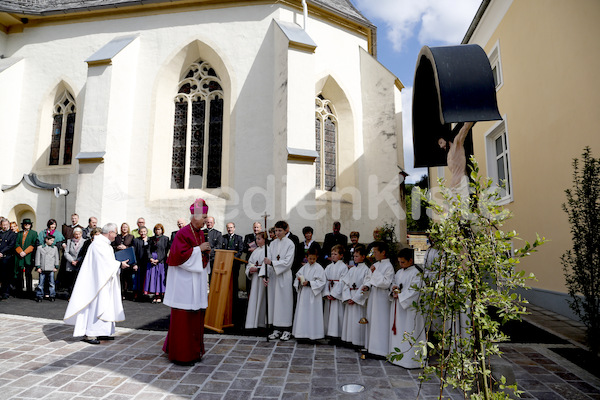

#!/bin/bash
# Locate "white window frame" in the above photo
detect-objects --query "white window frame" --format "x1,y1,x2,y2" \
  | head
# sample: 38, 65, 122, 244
488, 40, 503, 91
437, 166, 445, 179
485, 116, 513, 204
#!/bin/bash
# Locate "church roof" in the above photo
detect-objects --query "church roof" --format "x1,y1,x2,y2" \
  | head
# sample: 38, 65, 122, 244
0, 0, 373, 27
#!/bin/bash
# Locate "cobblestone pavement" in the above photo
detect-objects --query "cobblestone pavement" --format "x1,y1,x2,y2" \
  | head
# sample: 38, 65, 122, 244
1, 314, 600, 400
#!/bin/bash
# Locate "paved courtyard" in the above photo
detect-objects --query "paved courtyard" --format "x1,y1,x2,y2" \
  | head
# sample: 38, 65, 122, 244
1, 312, 600, 399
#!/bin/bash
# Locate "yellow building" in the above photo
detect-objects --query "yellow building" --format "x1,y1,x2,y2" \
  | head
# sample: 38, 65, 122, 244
428, 0, 600, 318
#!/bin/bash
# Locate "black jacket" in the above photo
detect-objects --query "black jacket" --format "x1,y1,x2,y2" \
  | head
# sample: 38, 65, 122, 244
147, 235, 170, 264
322, 232, 348, 264
203, 228, 222, 262
220, 233, 244, 258
0, 230, 17, 264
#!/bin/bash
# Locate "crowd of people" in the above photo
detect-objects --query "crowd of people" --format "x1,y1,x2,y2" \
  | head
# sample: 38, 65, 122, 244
0, 210, 428, 369
0, 214, 173, 304
243, 223, 424, 369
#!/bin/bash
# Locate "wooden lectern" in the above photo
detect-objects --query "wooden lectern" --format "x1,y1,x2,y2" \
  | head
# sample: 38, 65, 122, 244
204, 249, 235, 333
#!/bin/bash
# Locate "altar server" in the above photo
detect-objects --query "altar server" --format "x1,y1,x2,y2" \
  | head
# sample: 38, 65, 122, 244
341, 245, 370, 347
292, 247, 326, 340
263, 220, 295, 341
361, 241, 394, 357
389, 248, 425, 368
323, 245, 347, 340
245, 231, 270, 329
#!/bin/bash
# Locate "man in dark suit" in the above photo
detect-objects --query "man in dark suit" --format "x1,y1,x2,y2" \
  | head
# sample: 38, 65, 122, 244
82, 216, 98, 240
321, 221, 348, 265
0, 218, 17, 299
221, 222, 244, 257
202, 216, 221, 267
170, 218, 186, 243
62, 213, 84, 240
221, 222, 244, 326
243, 221, 262, 260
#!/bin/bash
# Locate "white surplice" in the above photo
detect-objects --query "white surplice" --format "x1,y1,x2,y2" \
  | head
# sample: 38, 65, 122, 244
64, 235, 124, 337
265, 237, 295, 327
292, 261, 326, 340
164, 247, 207, 310
363, 258, 394, 356
323, 260, 348, 338
245, 245, 270, 329
341, 262, 370, 347
389, 265, 425, 368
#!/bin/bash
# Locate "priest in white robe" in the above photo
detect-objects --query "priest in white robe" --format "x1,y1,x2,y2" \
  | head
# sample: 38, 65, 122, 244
245, 232, 270, 329
389, 248, 425, 368
264, 220, 295, 341
292, 249, 326, 340
361, 242, 395, 357
64, 223, 128, 344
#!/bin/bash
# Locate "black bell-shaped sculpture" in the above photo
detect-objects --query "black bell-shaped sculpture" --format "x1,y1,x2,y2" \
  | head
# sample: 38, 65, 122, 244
412, 44, 502, 168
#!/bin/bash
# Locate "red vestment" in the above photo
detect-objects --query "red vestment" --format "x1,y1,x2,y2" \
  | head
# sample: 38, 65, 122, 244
163, 224, 208, 364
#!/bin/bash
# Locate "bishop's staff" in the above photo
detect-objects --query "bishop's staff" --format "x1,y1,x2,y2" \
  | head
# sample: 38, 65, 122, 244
261, 212, 271, 341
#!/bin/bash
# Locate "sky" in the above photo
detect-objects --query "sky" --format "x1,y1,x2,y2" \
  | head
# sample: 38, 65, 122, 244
349, 0, 481, 183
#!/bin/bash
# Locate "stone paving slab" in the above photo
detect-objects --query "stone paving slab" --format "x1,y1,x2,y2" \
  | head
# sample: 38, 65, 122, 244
1, 314, 600, 399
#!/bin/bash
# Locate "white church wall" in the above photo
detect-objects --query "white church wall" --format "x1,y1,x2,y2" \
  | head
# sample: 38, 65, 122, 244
313, 74, 359, 240
0, 58, 24, 189
304, 15, 388, 241
223, 20, 278, 228
1, 3, 405, 240
98, 37, 141, 225
359, 48, 405, 245
285, 50, 315, 151
283, 42, 317, 229
143, 8, 278, 233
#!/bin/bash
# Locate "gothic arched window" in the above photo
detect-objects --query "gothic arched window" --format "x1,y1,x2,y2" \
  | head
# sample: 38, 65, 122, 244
315, 95, 337, 191
49, 91, 76, 166
171, 60, 224, 189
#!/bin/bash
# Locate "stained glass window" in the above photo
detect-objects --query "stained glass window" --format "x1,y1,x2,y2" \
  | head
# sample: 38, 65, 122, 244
171, 101, 188, 189
49, 91, 76, 166
171, 60, 224, 189
315, 95, 337, 191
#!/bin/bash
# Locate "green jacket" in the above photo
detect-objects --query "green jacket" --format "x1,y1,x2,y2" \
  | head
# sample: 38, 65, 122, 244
15, 229, 38, 272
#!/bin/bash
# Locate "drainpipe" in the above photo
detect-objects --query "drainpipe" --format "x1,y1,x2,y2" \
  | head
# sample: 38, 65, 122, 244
302, 0, 308, 30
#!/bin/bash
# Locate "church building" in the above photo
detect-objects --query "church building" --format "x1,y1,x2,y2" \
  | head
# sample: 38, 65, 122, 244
0, 0, 406, 242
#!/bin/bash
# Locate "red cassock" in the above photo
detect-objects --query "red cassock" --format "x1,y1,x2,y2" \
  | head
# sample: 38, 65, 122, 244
162, 224, 209, 364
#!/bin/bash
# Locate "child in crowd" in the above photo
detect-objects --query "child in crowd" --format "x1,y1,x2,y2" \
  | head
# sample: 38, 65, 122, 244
347, 231, 361, 266
268, 227, 276, 244
341, 245, 370, 348
292, 247, 326, 340
361, 241, 395, 357
323, 244, 347, 341
245, 232, 270, 329
34, 234, 60, 302
389, 248, 425, 368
